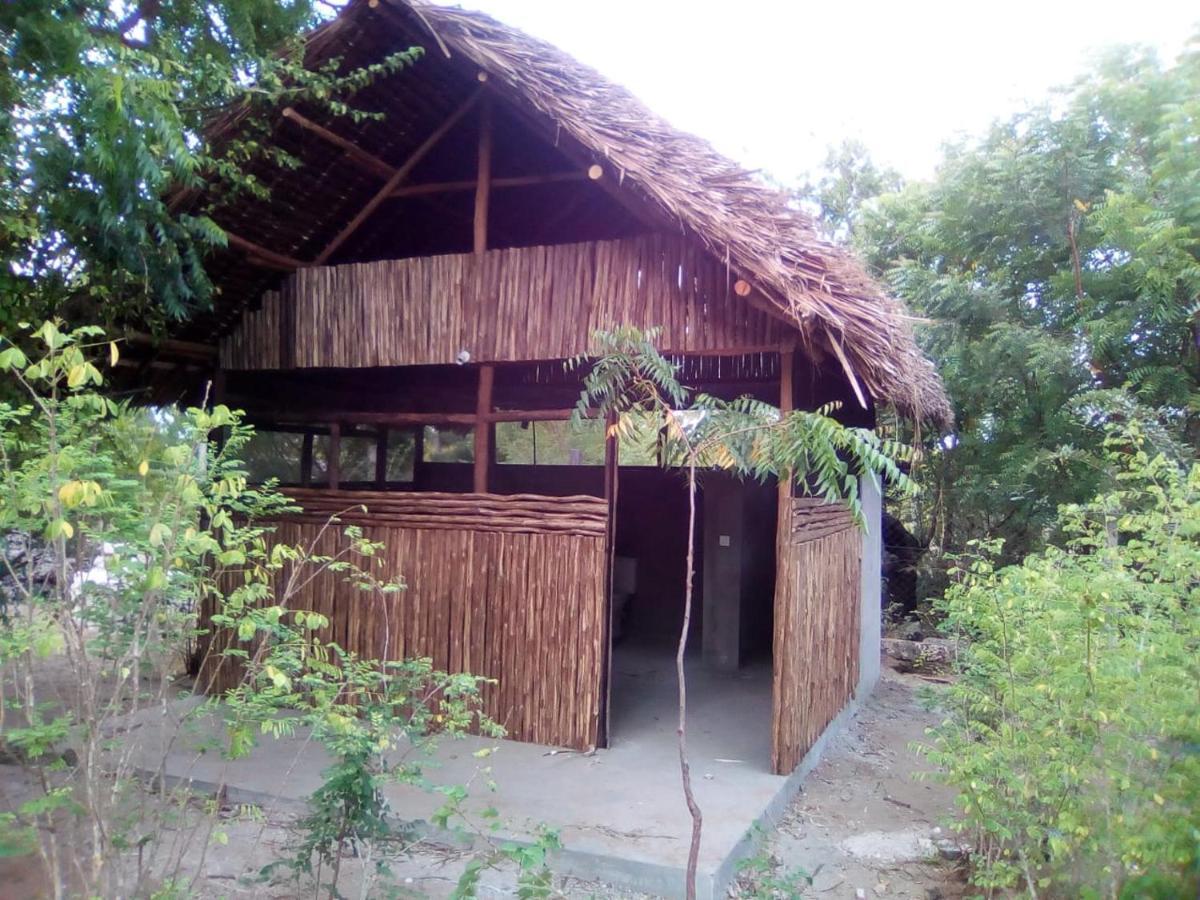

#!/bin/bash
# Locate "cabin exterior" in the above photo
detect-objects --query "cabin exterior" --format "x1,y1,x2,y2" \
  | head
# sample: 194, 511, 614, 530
147, 0, 949, 776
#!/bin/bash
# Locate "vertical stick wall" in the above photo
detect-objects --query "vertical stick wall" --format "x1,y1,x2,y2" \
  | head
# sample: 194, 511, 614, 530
771, 498, 864, 774
199, 491, 608, 750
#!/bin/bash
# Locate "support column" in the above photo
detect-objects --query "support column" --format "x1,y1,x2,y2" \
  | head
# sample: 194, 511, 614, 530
328, 423, 341, 489
473, 97, 493, 254
473, 365, 494, 493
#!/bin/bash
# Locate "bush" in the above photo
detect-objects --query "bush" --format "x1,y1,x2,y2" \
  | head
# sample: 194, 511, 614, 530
924, 423, 1199, 896
0, 322, 515, 898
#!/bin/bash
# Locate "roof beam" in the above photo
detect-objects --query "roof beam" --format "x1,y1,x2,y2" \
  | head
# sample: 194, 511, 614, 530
392, 171, 587, 198
223, 231, 307, 271
313, 88, 484, 266
281, 107, 397, 180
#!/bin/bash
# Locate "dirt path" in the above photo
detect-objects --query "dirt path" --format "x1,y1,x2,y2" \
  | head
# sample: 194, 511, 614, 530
733, 665, 966, 899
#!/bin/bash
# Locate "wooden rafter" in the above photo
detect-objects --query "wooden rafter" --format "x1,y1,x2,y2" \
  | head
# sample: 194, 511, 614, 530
281, 107, 397, 180
473, 96, 493, 254
224, 231, 307, 271
313, 88, 484, 266
392, 171, 586, 198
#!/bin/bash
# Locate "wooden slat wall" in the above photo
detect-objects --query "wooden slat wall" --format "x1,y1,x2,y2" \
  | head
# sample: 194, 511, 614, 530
199, 491, 607, 750
218, 235, 789, 369
771, 498, 862, 774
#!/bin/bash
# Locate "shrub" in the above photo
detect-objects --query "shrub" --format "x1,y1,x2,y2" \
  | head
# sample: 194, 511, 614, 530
924, 423, 1199, 896
0, 322, 505, 898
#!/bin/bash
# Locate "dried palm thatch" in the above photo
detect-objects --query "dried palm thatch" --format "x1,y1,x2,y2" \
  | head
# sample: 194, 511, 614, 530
184, 0, 951, 426
401, 2, 949, 425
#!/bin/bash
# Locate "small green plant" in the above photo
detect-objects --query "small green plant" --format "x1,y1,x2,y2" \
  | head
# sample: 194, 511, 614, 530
923, 422, 1200, 897
735, 846, 814, 899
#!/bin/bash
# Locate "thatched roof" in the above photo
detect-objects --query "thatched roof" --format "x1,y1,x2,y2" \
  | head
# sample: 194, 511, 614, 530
185, 0, 950, 426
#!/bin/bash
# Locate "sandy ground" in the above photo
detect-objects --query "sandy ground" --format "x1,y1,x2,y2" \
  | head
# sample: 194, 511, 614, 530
0, 660, 965, 899
731, 666, 966, 899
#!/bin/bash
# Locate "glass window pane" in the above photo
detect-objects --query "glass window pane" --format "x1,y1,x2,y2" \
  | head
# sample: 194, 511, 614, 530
243, 430, 305, 484
339, 435, 376, 482
497, 419, 605, 465
385, 429, 416, 482
422, 425, 474, 463
311, 434, 376, 482
617, 410, 662, 466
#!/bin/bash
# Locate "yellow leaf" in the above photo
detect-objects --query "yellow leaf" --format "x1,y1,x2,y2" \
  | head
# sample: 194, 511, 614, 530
138, 460, 149, 477
1153, 794, 1164, 806
67, 364, 87, 388
109, 341, 119, 367
1073, 198, 1089, 212
58, 481, 80, 507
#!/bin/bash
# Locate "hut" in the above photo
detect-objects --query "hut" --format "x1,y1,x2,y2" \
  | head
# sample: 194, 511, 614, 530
148, 0, 949, 776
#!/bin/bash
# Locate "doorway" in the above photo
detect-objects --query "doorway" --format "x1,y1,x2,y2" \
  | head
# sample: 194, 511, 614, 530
603, 468, 778, 771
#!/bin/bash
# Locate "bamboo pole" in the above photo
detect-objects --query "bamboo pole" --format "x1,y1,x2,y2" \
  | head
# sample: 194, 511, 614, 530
473, 97, 493, 254
392, 171, 585, 198
328, 422, 341, 489
314, 88, 483, 265
474, 365, 494, 493
281, 107, 396, 180
224, 231, 307, 271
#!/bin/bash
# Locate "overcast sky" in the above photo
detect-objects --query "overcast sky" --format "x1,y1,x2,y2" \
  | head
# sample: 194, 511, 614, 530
432, 0, 1197, 182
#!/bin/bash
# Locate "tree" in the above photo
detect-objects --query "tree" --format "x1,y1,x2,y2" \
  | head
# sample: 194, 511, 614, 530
803, 39, 1200, 576
0, 1, 420, 330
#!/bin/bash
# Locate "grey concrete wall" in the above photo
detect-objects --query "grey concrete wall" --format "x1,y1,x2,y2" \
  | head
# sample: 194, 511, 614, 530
857, 474, 883, 698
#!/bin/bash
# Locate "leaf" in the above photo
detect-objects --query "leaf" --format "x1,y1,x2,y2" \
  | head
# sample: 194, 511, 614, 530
138, 459, 149, 477
109, 341, 119, 367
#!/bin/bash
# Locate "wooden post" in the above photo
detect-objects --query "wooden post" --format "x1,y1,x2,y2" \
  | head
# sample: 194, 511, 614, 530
375, 428, 388, 487
328, 422, 341, 489
473, 365, 494, 493
412, 426, 426, 490
771, 348, 795, 774
473, 97, 493, 254
209, 367, 228, 451
300, 432, 314, 486
598, 411, 620, 748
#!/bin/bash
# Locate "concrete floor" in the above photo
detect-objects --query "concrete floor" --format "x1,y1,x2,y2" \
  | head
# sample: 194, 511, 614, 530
135, 643, 810, 899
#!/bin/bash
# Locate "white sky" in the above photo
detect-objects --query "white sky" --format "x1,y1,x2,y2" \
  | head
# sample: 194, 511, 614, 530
433, 0, 1198, 182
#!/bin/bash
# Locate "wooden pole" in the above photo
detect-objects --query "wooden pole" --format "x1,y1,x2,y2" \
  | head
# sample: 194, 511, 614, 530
473, 365, 494, 493
281, 107, 397, 180
328, 422, 341, 489
223, 231, 307, 271
314, 88, 483, 266
473, 97, 493, 254
301, 432, 314, 486
771, 348, 795, 774
598, 410, 620, 748
392, 171, 585, 199
375, 428, 388, 487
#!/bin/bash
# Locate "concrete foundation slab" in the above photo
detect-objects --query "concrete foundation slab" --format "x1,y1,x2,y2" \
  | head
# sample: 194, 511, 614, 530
133, 644, 860, 899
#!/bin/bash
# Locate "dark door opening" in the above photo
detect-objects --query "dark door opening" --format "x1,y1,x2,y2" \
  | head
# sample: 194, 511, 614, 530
602, 469, 778, 770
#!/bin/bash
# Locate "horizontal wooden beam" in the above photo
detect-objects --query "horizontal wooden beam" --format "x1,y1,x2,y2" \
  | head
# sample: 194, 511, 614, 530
124, 332, 217, 360
281, 107, 397, 180
391, 171, 587, 199
223, 231, 306, 271
236, 407, 594, 429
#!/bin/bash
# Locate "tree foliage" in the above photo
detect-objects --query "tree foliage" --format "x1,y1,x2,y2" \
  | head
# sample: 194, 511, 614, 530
0, 1, 421, 329
803, 40, 1200, 572
924, 426, 1199, 895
